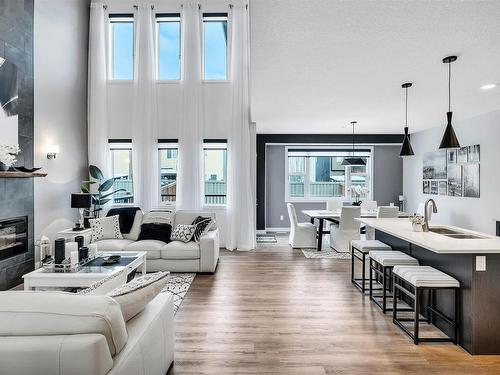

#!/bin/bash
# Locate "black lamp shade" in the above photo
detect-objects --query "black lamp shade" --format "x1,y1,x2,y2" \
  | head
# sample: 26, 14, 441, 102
439, 112, 460, 149
400, 127, 415, 156
71, 193, 91, 209
341, 157, 366, 166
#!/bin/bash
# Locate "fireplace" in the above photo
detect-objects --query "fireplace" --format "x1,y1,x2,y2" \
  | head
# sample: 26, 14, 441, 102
0, 217, 28, 262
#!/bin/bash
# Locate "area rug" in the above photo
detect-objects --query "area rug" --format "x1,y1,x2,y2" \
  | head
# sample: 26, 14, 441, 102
301, 248, 351, 259
161, 273, 196, 314
256, 234, 278, 243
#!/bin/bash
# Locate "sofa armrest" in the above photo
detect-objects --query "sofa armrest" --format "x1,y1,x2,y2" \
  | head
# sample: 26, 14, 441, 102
199, 228, 220, 272
0, 334, 113, 375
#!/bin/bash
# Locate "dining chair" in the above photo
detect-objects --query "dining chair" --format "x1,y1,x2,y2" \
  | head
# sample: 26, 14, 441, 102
361, 200, 378, 210
287, 203, 317, 248
366, 206, 399, 239
330, 206, 361, 252
326, 199, 342, 211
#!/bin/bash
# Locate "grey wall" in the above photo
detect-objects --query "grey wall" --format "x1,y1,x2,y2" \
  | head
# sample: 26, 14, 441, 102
265, 144, 403, 229
33, 0, 90, 263
0, 0, 35, 290
403, 110, 500, 235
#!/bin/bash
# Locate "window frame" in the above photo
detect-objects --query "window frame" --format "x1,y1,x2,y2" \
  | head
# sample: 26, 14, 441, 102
201, 12, 230, 82
108, 13, 135, 82
158, 140, 179, 207
155, 13, 182, 82
284, 146, 374, 203
109, 140, 135, 206
203, 140, 228, 206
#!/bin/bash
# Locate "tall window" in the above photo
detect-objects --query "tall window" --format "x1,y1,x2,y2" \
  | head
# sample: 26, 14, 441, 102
110, 141, 134, 204
156, 13, 181, 80
204, 141, 227, 204
286, 148, 372, 201
109, 14, 134, 80
203, 13, 228, 80
158, 141, 178, 204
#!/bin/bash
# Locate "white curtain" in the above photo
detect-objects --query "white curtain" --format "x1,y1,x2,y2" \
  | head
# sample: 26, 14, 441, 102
176, 3, 204, 210
226, 4, 256, 251
88, 3, 109, 175
132, 5, 159, 211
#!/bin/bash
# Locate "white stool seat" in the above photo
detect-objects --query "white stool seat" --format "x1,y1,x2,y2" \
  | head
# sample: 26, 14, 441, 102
369, 250, 418, 267
352, 240, 391, 253
393, 266, 460, 288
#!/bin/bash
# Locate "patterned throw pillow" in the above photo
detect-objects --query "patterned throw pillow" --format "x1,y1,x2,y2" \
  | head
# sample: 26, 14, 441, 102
170, 224, 196, 243
191, 216, 213, 243
89, 215, 123, 243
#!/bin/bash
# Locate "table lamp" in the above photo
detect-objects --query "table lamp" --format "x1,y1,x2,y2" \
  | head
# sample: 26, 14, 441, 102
71, 193, 91, 231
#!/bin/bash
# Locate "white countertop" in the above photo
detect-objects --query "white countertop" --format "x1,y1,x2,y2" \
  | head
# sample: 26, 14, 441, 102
356, 218, 500, 254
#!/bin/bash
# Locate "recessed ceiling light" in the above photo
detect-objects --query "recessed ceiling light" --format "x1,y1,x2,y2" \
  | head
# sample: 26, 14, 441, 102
481, 83, 497, 90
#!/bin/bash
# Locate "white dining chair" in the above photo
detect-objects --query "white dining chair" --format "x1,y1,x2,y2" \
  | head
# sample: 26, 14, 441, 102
330, 206, 361, 253
361, 200, 378, 211
326, 199, 342, 211
287, 203, 317, 249
366, 206, 400, 239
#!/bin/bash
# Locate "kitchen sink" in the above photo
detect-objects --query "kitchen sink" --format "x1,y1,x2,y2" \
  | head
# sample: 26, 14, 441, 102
429, 227, 485, 239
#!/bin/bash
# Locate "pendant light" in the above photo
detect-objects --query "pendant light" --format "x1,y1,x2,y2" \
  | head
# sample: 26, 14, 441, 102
342, 121, 366, 166
439, 55, 461, 149
400, 82, 415, 156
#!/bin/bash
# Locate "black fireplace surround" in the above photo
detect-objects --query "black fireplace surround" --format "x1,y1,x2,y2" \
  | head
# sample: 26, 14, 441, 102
0, 217, 28, 262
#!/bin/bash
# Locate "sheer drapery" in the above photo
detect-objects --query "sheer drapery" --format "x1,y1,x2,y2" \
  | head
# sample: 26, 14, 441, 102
176, 3, 204, 210
88, 3, 109, 175
132, 5, 159, 211
226, 4, 256, 251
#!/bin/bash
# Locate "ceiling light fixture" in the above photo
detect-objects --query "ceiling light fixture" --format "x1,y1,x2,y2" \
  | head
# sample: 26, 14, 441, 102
481, 83, 497, 90
341, 121, 366, 166
439, 56, 461, 149
400, 82, 415, 157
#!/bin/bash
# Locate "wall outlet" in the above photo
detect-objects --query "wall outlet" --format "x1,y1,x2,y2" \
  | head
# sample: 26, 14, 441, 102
279, 215, 284, 221
476, 256, 486, 271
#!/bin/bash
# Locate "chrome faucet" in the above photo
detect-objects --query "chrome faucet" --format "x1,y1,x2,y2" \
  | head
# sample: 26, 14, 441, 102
422, 198, 438, 232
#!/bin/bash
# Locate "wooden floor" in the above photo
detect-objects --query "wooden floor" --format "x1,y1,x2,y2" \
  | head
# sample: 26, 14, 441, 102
171, 240, 500, 374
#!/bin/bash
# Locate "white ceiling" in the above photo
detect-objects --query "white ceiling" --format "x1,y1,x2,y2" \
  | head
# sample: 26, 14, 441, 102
250, 0, 500, 134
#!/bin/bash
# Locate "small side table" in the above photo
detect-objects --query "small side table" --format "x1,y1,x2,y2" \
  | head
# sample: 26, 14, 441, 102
57, 228, 92, 245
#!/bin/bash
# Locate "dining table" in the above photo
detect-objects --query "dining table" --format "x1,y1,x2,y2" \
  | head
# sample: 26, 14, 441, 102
302, 209, 410, 251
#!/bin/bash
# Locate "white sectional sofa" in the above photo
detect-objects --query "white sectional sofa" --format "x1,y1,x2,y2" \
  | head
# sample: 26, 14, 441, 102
94, 210, 220, 273
0, 290, 174, 375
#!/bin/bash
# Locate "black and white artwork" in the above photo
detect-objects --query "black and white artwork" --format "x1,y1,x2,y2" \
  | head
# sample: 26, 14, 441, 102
0, 57, 19, 144
467, 145, 480, 163
447, 149, 457, 164
463, 164, 480, 198
447, 165, 462, 197
438, 181, 447, 195
423, 180, 430, 194
430, 181, 438, 195
457, 147, 468, 163
423, 150, 447, 179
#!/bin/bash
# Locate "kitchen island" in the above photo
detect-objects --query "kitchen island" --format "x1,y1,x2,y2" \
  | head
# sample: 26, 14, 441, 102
357, 218, 500, 355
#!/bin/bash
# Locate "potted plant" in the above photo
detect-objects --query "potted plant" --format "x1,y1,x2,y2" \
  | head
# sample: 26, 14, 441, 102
0, 144, 20, 171
348, 185, 369, 206
80, 165, 125, 218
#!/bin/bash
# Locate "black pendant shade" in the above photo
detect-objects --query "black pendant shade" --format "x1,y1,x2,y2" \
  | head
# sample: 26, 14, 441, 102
399, 82, 415, 157
341, 121, 366, 166
439, 56, 461, 149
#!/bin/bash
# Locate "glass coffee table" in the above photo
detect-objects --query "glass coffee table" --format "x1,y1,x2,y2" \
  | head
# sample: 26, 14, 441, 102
23, 251, 147, 291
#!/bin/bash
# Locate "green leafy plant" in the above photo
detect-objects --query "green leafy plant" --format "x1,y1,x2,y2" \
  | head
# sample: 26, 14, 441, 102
80, 165, 125, 218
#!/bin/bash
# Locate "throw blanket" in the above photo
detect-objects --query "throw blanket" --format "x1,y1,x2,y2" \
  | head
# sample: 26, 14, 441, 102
107, 207, 141, 234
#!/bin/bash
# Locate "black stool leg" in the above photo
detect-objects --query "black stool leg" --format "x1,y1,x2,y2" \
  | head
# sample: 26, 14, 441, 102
361, 253, 366, 292
351, 247, 355, 285
382, 266, 387, 312
427, 289, 432, 324
369, 259, 373, 299
392, 275, 398, 322
414, 287, 420, 344
454, 288, 459, 345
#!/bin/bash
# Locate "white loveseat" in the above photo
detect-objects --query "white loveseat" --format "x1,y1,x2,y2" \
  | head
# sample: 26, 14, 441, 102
0, 290, 174, 375
94, 210, 220, 273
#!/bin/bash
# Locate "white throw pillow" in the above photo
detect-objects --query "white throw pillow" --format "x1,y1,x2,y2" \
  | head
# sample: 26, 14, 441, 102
90, 215, 123, 243
107, 272, 169, 321
171, 224, 196, 243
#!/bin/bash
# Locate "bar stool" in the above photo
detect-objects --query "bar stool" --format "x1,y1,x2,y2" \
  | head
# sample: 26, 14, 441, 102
392, 265, 460, 345
350, 240, 391, 293
369, 250, 419, 313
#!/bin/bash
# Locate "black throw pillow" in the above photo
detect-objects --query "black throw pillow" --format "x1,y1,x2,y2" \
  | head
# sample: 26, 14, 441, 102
191, 216, 213, 242
107, 207, 141, 234
137, 223, 172, 243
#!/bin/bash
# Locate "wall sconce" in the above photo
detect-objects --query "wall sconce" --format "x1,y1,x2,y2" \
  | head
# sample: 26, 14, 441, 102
46, 145, 60, 159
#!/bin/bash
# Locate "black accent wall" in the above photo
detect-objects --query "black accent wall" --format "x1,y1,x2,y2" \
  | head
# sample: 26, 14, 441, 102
0, 0, 34, 290
256, 134, 404, 231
